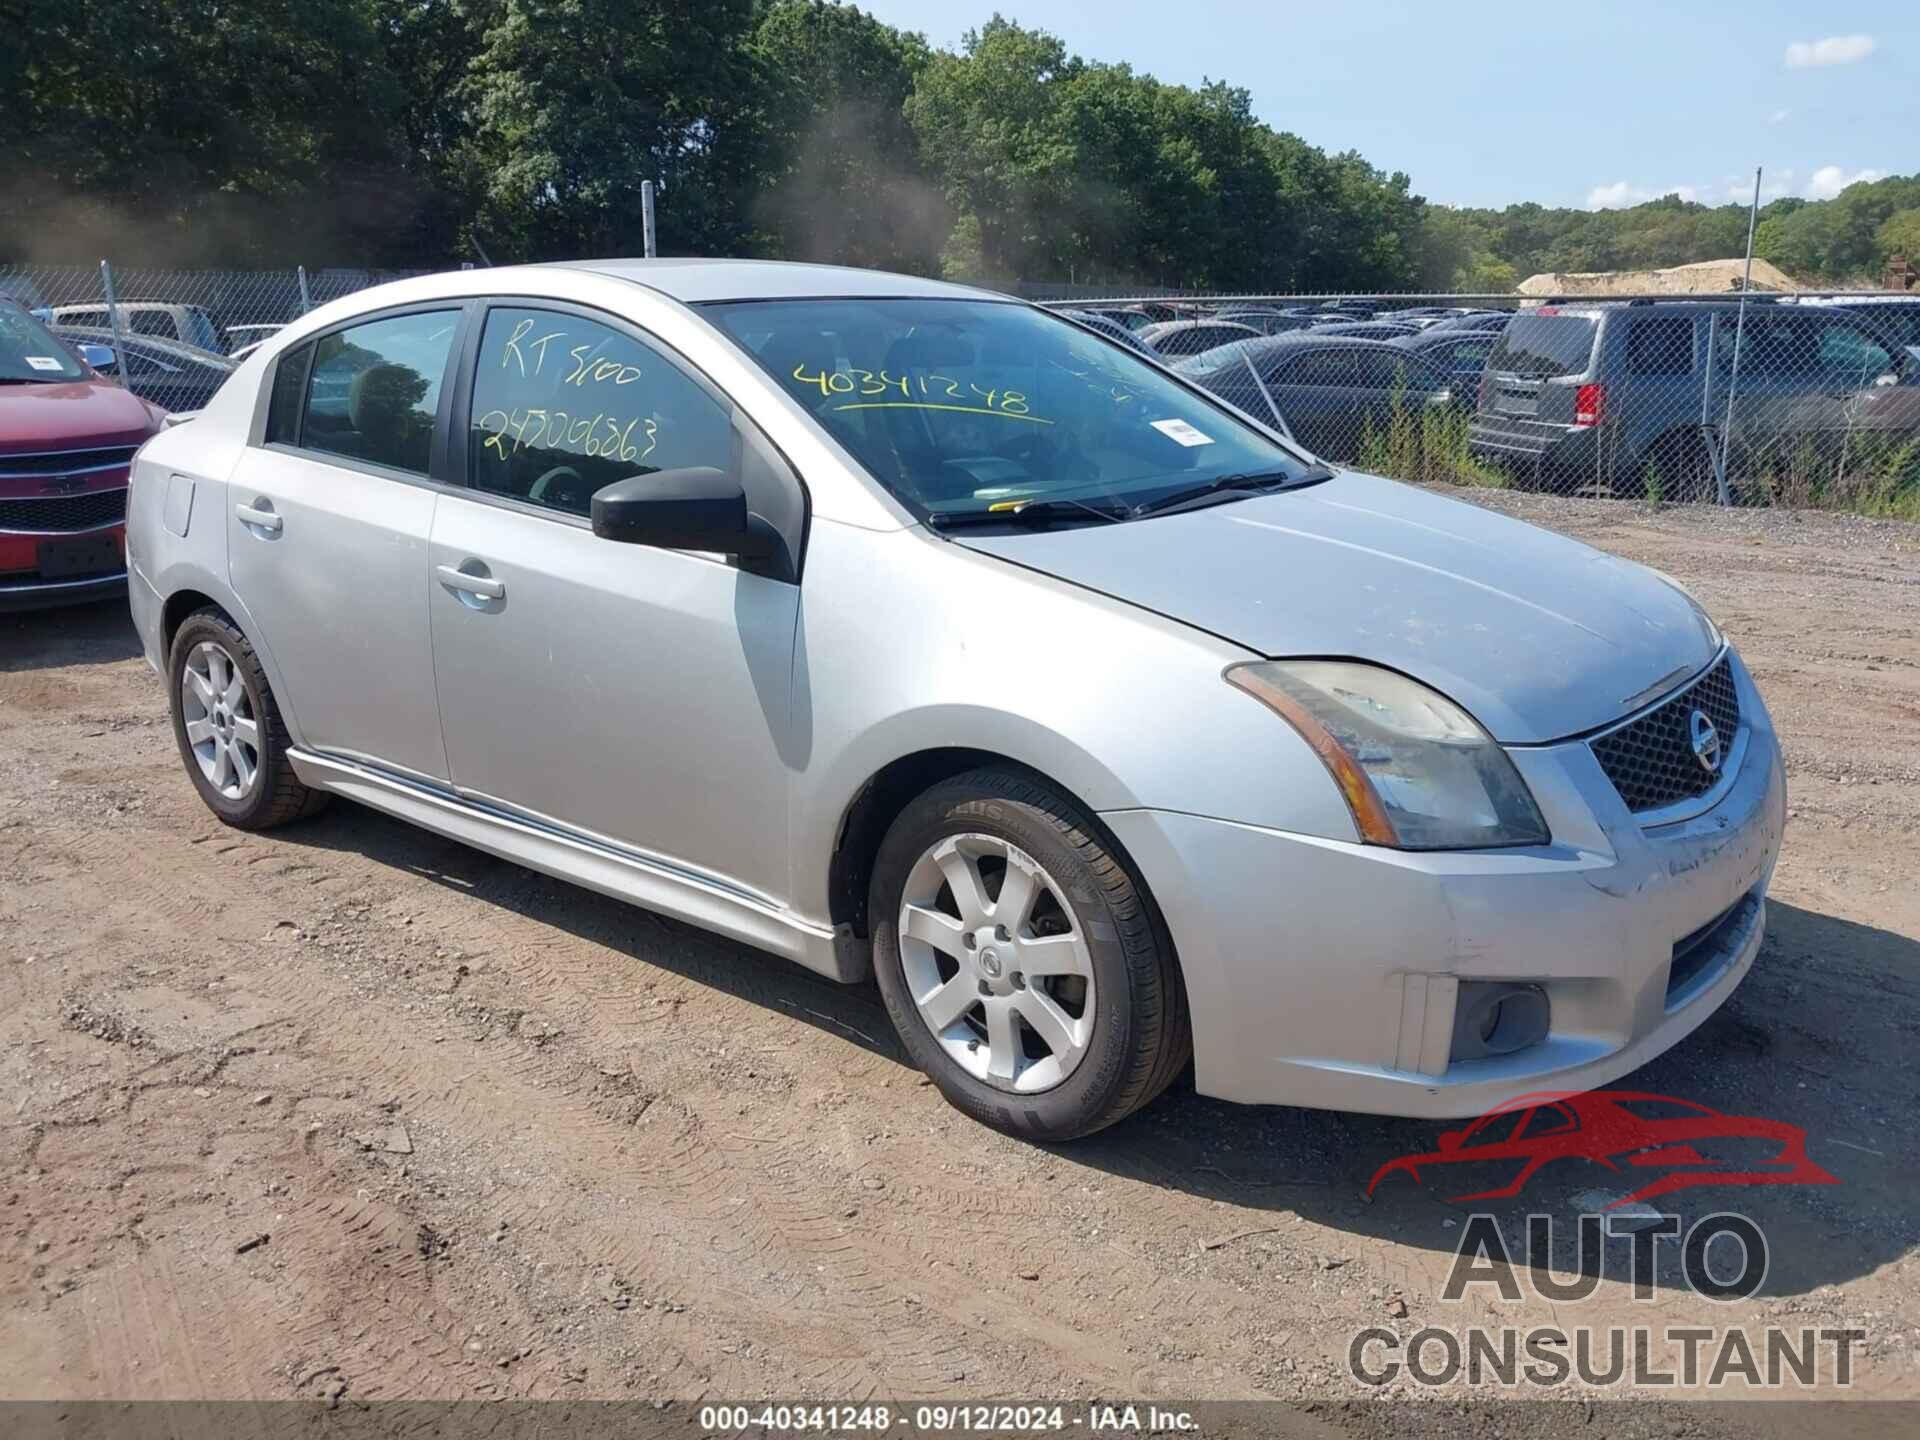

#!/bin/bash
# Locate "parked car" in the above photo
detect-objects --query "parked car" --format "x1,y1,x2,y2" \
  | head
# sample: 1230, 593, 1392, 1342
1215, 306, 1317, 336
128, 260, 1782, 1142
53, 328, 237, 414
222, 322, 287, 355
1308, 321, 1421, 340
1779, 295, 1920, 361
1375, 307, 1472, 328
1393, 326, 1502, 399
1174, 334, 1455, 459
48, 302, 224, 354
1, 299, 163, 609
1468, 300, 1914, 496
1425, 310, 1514, 335
1137, 318, 1263, 357
1059, 309, 1157, 356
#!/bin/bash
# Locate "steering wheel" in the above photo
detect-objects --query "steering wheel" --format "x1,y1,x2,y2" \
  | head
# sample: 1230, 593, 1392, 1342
527, 464, 585, 507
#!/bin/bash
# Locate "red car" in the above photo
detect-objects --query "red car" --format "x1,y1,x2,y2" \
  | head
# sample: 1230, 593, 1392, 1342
1366, 1090, 1838, 1206
1, 299, 164, 610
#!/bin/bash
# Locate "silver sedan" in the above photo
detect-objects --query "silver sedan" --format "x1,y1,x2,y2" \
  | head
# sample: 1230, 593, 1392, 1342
124, 261, 1784, 1140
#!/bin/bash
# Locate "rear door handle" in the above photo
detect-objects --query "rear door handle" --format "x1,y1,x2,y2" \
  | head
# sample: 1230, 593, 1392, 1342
235, 501, 282, 534
436, 564, 505, 600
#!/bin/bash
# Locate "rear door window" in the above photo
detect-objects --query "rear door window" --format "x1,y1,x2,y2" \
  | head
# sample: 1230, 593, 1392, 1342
1490, 314, 1598, 377
1284, 350, 1360, 386
299, 310, 461, 476
1626, 317, 1694, 375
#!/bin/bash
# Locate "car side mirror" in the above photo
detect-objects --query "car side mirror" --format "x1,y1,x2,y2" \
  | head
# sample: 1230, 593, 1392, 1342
590, 466, 776, 559
78, 343, 118, 373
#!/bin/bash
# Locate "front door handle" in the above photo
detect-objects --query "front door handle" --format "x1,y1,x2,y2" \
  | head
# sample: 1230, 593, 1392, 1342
235, 501, 282, 534
436, 563, 505, 600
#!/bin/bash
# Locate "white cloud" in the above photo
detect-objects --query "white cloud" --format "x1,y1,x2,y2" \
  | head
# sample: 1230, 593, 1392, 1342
1784, 34, 1875, 68
1769, 108, 1791, 125
1723, 171, 1796, 203
1805, 164, 1884, 200
1586, 181, 1700, 210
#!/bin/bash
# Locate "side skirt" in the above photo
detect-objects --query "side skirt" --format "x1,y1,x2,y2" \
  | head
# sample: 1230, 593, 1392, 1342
286, 748, 852, 981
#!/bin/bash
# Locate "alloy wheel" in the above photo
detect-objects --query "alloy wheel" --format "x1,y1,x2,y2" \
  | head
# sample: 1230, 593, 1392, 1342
896, 833, 1097, 1093
180, 641, 261, 801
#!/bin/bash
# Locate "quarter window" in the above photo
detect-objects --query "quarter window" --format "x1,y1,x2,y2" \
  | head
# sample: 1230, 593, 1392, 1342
468, 306, 733, 518
299, 310, 460, 476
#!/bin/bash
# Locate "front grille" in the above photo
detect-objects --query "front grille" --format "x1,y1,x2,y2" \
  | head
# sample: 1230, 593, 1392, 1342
0, 445, 138, 478
0, 489, 128, 533
1590, 654, 1741, 814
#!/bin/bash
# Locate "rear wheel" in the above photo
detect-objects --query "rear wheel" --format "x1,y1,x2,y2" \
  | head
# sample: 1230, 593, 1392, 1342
168, 609, 327, 830
1642, 431, 1716, 503
869, 767, 1190, 1141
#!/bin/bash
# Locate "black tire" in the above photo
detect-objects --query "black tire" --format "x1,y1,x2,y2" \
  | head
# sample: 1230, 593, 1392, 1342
167, 608, 328, 830
869, 766, 1190, 1142
1642, 431, 1716, 503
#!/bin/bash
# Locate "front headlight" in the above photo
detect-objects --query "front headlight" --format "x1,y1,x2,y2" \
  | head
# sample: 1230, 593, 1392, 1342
1225, 660, 1549, 850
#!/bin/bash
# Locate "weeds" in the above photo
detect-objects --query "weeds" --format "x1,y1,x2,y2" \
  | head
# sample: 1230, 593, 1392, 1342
1358, 384, 1508, 490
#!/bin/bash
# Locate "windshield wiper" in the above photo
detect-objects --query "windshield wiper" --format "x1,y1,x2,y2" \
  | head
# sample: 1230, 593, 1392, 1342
924, 495, 1130, 530
1128, 463, 1335, 518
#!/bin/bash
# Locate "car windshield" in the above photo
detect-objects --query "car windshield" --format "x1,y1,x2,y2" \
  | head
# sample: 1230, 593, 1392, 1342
0, 304, 86, 383
703, 298, 1311, 520
1490, 313, 1599, 377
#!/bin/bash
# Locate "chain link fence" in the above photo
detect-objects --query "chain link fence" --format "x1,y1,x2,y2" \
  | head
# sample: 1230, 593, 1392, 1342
4, 261, 1917, 517
1038, 289, 1920, 517
0, 262, 432, 416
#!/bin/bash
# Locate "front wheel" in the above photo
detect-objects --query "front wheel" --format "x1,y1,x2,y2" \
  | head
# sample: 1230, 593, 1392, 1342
869, 767, 1190, 1141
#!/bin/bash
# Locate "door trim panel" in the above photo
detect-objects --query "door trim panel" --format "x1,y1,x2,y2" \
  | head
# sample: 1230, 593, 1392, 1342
286, 748, 849, 979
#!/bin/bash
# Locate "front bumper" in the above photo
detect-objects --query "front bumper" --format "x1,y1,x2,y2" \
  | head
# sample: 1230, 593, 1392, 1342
0, 569, 128, 612
0, 523, 128, 611
1104, 652, 1785, 1117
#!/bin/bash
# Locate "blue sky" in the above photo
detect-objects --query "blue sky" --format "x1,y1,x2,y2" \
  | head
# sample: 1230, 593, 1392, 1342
856, 1, 1917, 210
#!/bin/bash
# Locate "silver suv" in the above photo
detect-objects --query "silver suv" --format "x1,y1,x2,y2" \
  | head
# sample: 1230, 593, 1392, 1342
1469, 299, 1912, 496
126, 262, 1784, 1140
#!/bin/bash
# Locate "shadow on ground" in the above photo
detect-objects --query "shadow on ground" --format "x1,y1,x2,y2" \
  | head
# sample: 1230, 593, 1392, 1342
1, 598, 142, 671
278, 789, 1914, 1300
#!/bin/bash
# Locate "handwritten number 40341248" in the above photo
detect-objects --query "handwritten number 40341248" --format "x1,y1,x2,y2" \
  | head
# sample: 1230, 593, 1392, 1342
790, 365, 1030, 416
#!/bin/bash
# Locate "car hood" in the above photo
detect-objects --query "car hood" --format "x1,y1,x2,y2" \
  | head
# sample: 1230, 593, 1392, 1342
0, 379, 158, 453
957, 470, 1718, 743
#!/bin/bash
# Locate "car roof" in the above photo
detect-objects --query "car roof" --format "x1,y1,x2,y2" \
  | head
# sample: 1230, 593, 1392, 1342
1237, 332, 1418, 353
1395, 327, 1493, 348
53, 326, 234, 365
1140, 318, 1260, 335
548, 258, 1004, 305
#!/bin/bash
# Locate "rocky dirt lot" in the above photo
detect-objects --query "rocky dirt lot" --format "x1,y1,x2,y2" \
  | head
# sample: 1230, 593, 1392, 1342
2, 492, 1917, 1435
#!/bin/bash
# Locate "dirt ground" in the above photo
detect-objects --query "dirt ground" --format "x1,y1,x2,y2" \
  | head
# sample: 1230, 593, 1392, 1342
2, 490, 1917, 1433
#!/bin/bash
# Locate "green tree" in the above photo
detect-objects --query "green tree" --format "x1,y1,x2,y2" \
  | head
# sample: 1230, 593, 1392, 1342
457, 0, 762, 260
1878, 209, 1920, 267
749, 1, 943, 273
6, 0, 425, 263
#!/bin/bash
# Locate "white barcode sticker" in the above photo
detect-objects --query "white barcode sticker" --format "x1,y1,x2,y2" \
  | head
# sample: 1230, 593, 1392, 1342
1150, 418, 1214, 447
25, 355, 64, 371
